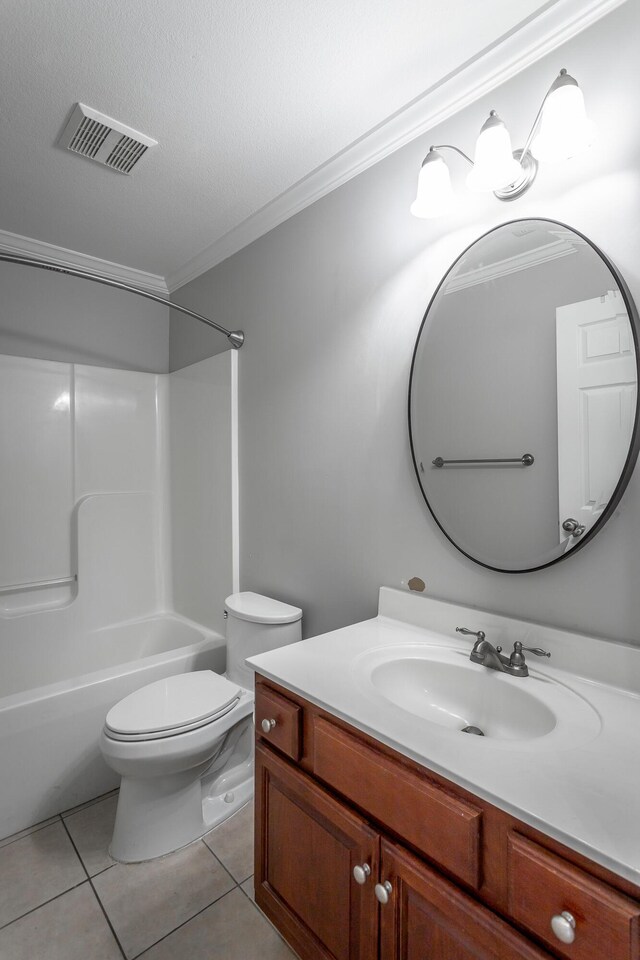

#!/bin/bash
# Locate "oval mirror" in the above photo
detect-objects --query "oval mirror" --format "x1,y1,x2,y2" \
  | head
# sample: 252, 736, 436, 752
409, 219, 640, 573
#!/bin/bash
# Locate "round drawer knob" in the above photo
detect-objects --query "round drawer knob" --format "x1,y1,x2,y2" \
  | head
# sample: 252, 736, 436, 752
352, 863, 371, 885
551, 911, 576, 944
374, 881, 393, 904
261, 718, 277, 733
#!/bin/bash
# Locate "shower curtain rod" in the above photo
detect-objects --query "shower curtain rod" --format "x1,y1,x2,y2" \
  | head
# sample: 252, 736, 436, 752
0, 252, 245, 349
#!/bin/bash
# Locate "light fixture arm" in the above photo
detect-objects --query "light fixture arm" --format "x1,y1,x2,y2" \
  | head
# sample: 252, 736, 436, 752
428, 130, 535, 204
518, 68, 569, 163
428, 144, 474, 166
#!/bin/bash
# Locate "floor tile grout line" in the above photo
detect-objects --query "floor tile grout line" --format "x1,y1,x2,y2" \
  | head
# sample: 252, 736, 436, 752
246, 887, 301, 958
237, 877, 254, 901
60, 815, 128, 960
0, 814, 63, 850
0, 787, 118, 848
60, 788, 119, 821
59, 816, 91, 881
200, 836, 250, 886
233, 881, 301, 959
132, 882, 242, 959
0, 877, 90, 932
88, 875, 129, 960
91, 859, 118, 879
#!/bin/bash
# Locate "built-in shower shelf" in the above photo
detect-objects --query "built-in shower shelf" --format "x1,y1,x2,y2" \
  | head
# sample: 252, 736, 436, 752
0, 574, 77, 596
0, 575, 77, 617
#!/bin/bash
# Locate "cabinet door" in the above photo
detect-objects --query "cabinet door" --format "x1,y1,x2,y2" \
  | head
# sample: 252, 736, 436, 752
379, 839, 551, 960
255, 743, 379, 960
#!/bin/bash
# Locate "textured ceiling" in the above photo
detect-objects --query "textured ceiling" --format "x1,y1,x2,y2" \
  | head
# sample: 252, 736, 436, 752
1, 0, 552, 281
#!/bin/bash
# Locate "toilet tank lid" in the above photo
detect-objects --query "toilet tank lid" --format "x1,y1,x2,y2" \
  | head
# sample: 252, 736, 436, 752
225, 591, 302, 624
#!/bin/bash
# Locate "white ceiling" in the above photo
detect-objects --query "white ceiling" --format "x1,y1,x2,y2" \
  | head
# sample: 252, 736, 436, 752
0, 0, 609, 289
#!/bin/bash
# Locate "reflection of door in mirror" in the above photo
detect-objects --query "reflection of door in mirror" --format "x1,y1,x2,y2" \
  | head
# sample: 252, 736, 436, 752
556, 290, 636, 549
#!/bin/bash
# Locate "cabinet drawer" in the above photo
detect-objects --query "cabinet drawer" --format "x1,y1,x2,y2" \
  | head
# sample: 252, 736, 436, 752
508, 834, 640, 960
312, 717, 481, 889
255, 685, 302, 761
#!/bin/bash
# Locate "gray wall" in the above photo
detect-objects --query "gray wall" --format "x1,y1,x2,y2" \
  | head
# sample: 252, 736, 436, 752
169, 352, 234, 636
169, 2, 640, 645
0, 263, 169, 372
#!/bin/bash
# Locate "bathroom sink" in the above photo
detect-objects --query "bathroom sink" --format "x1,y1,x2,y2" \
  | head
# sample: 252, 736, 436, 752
357, 644, 601, 745
370, 657, 554, 739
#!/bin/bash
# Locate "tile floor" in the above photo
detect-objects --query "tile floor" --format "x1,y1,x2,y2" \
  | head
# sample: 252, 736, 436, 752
0, 792, 297, 960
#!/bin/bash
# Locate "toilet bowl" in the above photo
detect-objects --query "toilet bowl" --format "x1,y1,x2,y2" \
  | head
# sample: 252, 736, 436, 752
100, 592, 302, 862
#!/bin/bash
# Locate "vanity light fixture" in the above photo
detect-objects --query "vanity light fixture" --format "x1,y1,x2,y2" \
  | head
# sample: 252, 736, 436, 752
411, 69, 595, 218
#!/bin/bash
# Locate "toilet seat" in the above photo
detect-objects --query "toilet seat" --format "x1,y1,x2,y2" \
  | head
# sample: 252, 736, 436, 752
105, 671, 243, 742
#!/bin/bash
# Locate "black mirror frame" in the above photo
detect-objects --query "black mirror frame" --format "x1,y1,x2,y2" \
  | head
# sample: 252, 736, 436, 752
408, 218, 640, 574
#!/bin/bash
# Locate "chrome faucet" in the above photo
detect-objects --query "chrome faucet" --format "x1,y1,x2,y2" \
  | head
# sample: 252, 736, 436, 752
455, 627, 550, 678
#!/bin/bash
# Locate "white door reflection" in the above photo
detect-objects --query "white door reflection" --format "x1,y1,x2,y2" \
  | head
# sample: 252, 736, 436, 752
556, 289, 636, 549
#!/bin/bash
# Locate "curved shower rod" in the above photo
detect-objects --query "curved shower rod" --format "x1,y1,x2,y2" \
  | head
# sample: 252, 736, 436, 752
0, 252, 245, 349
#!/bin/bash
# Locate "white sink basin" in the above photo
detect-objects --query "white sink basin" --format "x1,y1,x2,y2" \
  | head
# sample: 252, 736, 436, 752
357, 644, 601, 747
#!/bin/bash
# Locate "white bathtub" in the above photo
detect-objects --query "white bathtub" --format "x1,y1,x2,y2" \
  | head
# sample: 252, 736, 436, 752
0, 613, 226, 840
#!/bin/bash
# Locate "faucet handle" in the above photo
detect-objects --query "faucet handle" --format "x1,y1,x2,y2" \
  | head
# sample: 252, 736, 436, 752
509, 640, 551, 676
521, 645, 550, 658
456, 627, 485, 642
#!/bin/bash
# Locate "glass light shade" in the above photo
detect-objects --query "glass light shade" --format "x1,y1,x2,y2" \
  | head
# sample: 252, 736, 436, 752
410, 150, 456, 218
466, 112, 523, 192
531, 74, 596, 162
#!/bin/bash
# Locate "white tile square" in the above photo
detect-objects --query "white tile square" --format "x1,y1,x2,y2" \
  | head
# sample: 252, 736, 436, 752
203, 800, 254, 882
93, 840, 234, 958
0, 883, 122, 960
0, 822, 85, 928
142, 887, 296, 960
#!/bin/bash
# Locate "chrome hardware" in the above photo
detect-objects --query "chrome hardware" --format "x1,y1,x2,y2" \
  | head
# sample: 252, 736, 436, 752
469, 638, 506, 672
261, 718, 277, 733
374, 881, 393, 904
521, 644, 550, 658
223, 610, 228, 619
461, 725, 485, 736
459, 628, 550, 678
0, 252, 244, 349
352, 863, 371, 885
562, 518, 586, 538
507, 641, 550, 677
432, 454, 534, 468
456, 627, 486, 643
551, 911, 576, 944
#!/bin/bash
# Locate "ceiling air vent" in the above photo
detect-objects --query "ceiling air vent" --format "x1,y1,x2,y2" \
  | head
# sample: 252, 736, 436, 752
59, 103, 157, 175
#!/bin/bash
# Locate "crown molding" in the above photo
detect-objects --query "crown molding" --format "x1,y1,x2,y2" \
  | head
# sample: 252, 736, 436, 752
444, 237, 580, 294
0, 228, 168, 295
166, 0, 628, 292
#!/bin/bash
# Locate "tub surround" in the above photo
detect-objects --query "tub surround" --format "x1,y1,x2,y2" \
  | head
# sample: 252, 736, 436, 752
0, 350, 236, 841
249, 587, 640, 888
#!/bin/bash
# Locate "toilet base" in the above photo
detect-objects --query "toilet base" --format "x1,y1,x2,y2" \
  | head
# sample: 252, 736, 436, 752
202, 752, 254, 831
109, 718, 255, 863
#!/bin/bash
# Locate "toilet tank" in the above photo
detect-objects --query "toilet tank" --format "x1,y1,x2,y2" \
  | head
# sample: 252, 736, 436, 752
225, 592, 302, 690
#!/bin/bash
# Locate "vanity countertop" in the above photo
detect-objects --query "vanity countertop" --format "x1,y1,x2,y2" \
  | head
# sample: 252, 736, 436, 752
248, 587, 640, 888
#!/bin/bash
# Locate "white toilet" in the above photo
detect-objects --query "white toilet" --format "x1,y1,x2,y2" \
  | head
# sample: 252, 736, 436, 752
100, 592, 302, 862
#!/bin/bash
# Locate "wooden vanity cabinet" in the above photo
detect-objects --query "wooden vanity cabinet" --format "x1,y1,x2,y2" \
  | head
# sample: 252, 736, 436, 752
380, 839, 550, 960
254, 676, 640, 960
255, 744, 378, 960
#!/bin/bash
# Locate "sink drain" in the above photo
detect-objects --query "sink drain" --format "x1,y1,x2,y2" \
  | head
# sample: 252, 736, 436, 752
461, 724, 485, 736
